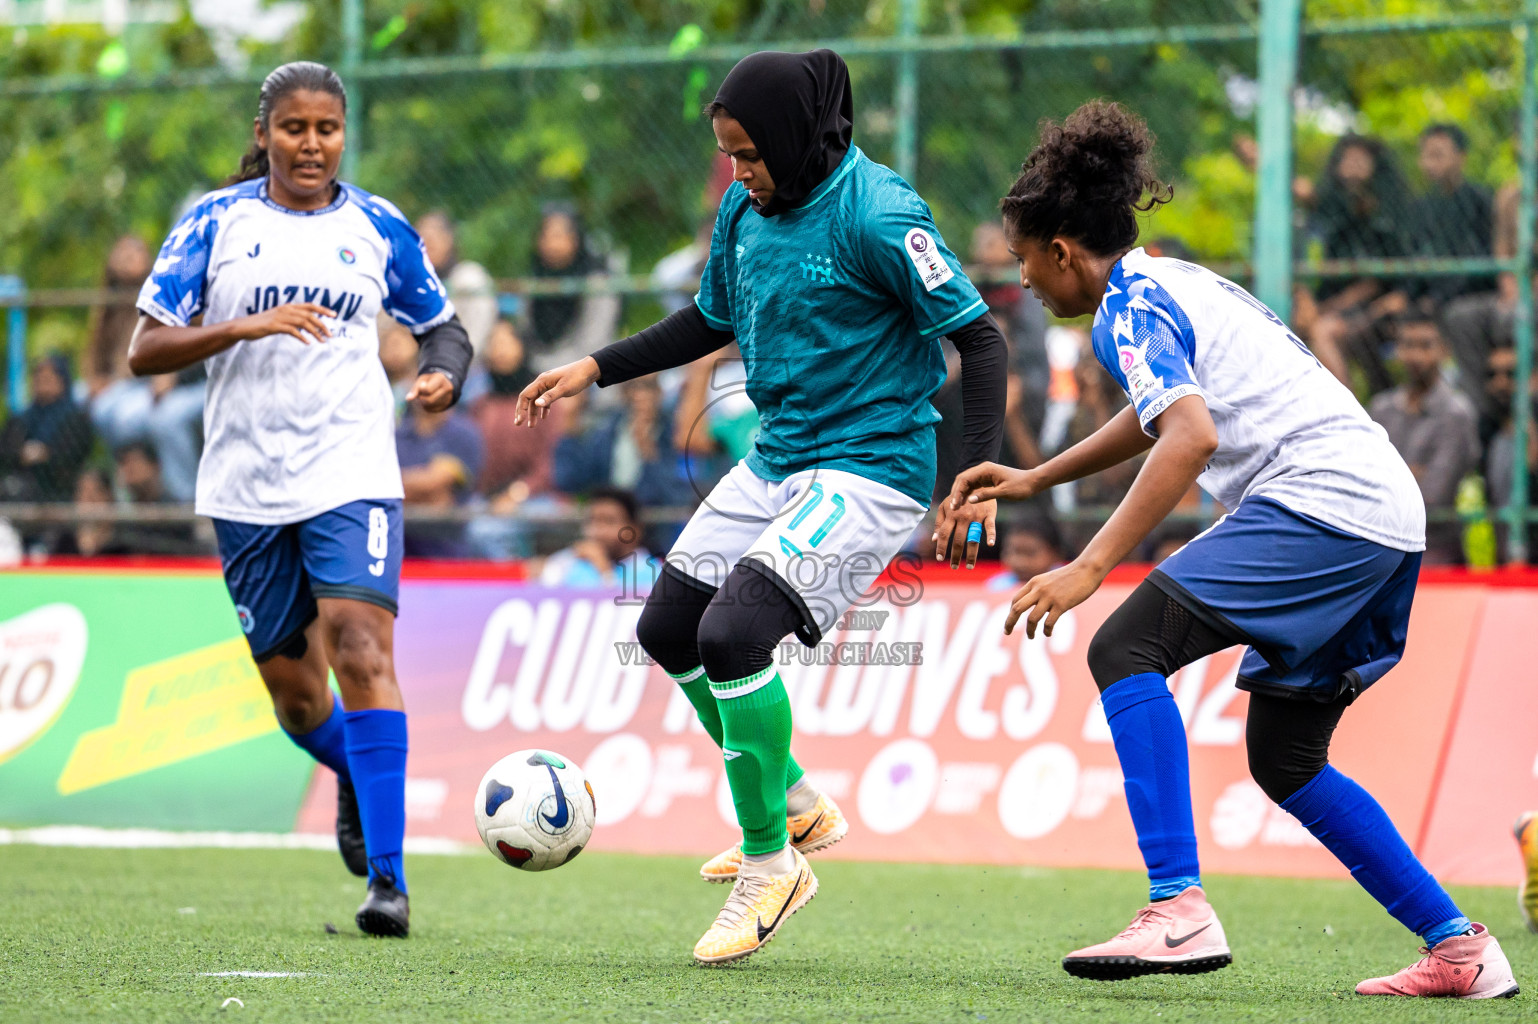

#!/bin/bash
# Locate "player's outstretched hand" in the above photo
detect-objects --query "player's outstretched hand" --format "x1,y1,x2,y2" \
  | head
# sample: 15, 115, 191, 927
932, 496, 996, 569
948, 461, 1041, 508
515, 356, 601, 426
406, 372, 454, 413
240, 302, 333, 345
1004, 560, 1104, 638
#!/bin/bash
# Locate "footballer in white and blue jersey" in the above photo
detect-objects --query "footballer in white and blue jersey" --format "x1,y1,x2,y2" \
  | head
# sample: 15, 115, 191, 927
952, 101, 1518, 997
140, 169, 455, 657
130, 62, 473, 939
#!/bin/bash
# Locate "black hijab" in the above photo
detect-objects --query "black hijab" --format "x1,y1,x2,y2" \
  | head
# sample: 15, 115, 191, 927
530, 203, 600, 344
712, 49, 853, 217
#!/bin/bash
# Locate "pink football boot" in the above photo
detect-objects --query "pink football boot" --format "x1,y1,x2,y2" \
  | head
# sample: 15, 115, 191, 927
1356, 923, 1519, 999
1062, 886, 1232, 980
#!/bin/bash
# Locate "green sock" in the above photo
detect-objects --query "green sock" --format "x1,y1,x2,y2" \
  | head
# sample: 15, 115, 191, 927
675, 664, 805, 791
670, 666, 724, 747
712, 667, 792, 856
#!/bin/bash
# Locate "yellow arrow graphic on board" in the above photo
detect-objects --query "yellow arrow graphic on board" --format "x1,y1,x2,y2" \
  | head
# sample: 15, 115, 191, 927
57, 638, 277, 795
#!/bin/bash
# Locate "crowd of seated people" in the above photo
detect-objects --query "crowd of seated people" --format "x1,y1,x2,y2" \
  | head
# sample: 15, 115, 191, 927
7, 127, 1538, 568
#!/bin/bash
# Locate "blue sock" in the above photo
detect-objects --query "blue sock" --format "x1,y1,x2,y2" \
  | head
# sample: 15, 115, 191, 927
344, 709, 408, 893
281, 693, 351, 785
1102, 673, 1202, 901
1281, 765, 1465, 946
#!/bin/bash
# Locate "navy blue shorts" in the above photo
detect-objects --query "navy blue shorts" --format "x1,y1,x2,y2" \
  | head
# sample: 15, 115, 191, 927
212, 499, 404, 662
1148, 497, 1421, 702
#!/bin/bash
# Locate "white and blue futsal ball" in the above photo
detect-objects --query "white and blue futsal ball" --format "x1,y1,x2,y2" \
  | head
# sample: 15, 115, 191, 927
474, 749, 596, 871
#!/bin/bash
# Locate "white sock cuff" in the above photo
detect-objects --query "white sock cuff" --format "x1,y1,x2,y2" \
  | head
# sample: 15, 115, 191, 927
707, 665, 776, 700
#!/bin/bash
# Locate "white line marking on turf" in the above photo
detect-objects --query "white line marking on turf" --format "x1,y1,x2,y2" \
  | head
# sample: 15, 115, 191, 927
221, 997, 244, 1008
202, 972, 312, 979
0, 825, 473, 855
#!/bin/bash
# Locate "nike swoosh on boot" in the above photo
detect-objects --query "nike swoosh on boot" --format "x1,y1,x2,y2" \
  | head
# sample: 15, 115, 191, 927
791, 812, 825, 845
1164, 923, 1213, 948
756, 871, 804, 942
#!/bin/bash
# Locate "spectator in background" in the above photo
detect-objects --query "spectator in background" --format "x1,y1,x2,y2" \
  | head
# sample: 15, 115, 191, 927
1, 354, 93, 503
50, 466, 129, 556
653, 215, 716, 314
472, 319, 559, 500
87, 236, 206, 503
552, 376, 684, 508
1482, 345, 1538, 516
971, 221, 1048, 408
396, 398, 485, 558
416, 211, 498, 359
1038, 325, 1084, 454
86, 234, 152, 391
523, 204, 619, 373
115, 441, 168, 504
987, 509, 1066, 592
1369, 314, 1480, 563
464, 320, 570, 561
1308, 135, 1416, 395
1411, 124, 1494, 305
1443, 136, 1533, 419
539, 486, 659, 590
112, 441, 198, 553
671, 349, 754, 496
378, 315, 420, 418
931, 225, 1046, 503
1001, 371, 1045, 470
1056, 343, 1141, 510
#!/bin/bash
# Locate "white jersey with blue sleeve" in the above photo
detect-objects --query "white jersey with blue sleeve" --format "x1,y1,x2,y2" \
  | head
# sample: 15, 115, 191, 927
1091, 248, 1424, 552
137, 180, 455, 524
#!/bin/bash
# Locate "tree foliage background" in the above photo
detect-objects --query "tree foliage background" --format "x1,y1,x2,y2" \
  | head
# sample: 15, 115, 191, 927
0, 0, 1526, 360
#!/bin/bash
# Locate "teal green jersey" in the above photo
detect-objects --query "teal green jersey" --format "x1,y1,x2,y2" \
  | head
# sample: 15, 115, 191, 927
694, 147, 985, 505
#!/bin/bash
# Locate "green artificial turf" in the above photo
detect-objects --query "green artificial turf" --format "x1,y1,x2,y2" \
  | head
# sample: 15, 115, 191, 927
0, 844, 1531, 1022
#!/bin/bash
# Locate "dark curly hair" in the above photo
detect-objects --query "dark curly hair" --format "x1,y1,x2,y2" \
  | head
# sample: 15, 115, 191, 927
228, 62, 347, 185
1001, 100, 1172, 256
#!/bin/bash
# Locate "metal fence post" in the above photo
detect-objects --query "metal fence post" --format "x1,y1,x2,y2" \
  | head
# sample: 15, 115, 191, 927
341, 0, 364, 184
0, 277, 25, 414
894, 0, 919, 183
1510, 0, 1537, 565
1253, 0, 1301, 320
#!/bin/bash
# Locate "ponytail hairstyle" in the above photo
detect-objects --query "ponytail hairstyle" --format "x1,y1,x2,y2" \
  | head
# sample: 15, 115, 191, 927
229, 61, 348, 185
1001, 100, 1172, 257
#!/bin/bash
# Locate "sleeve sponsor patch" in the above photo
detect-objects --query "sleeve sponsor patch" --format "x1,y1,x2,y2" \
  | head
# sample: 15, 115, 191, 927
1117, 344, 1163, 406
904, 228, 954, 292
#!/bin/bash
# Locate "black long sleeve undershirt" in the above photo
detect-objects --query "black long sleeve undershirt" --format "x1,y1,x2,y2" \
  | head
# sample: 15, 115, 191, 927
946, 311, 1008, 472
592, 303, 1006, 474
592, 304, 733, 387
416, 314, 474, 405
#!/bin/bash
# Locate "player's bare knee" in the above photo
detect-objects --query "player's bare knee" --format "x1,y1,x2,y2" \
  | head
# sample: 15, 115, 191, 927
328, 620, 390, 692
269, 686, 326, 732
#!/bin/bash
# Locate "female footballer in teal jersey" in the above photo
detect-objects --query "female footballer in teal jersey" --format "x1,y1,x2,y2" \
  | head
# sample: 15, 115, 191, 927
517, 49, 1008, 964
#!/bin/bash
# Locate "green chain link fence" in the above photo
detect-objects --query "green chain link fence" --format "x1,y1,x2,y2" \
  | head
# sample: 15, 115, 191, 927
0, 0, 1533, 561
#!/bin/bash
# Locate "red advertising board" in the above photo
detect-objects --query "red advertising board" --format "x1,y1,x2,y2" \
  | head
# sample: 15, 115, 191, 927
286, 572, 1526, 884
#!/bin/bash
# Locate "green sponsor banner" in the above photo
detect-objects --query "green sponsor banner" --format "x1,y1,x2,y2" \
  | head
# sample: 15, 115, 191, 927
0, 573, 315, 832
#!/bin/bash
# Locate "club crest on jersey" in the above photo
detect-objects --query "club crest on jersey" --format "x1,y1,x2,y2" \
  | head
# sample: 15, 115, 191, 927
235, 604, 254, 635
799, 253, 836, 284
337, 247, 356, 265
903, 228, 953, 292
